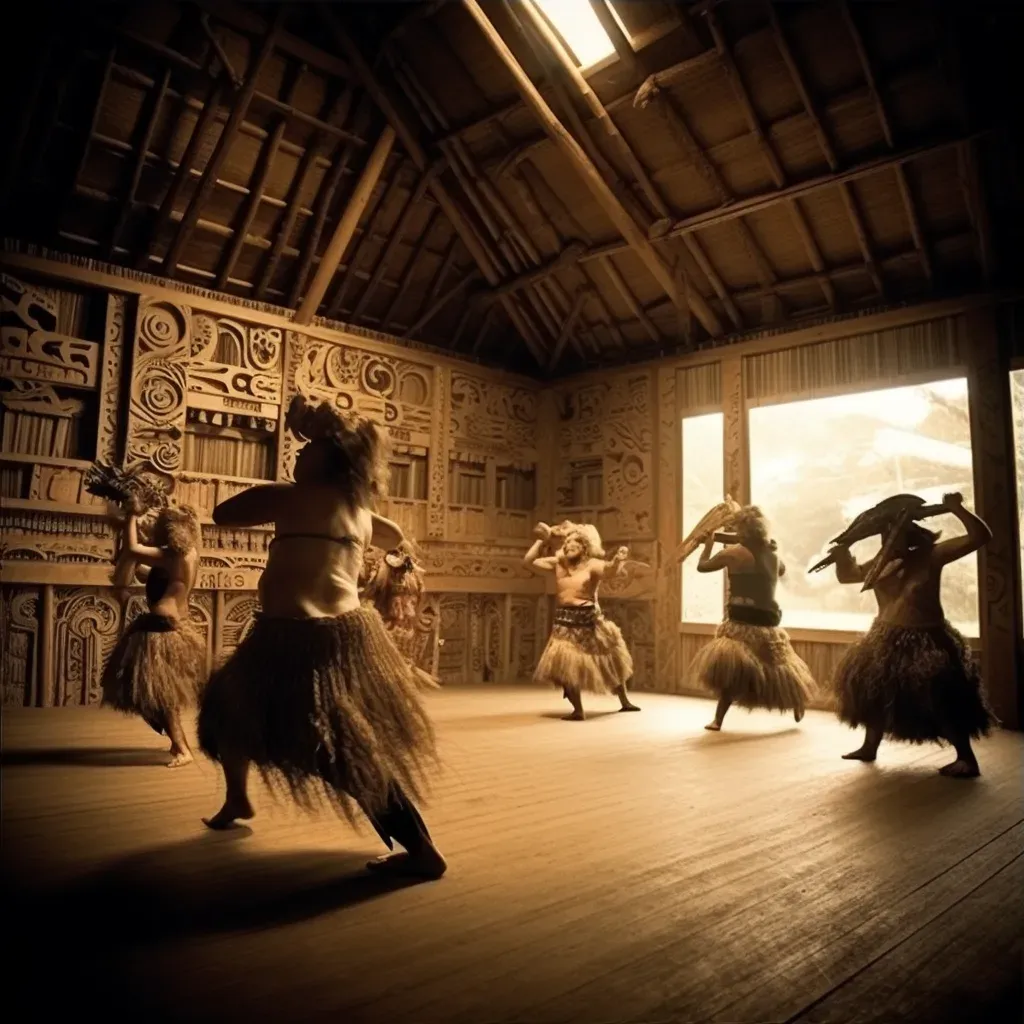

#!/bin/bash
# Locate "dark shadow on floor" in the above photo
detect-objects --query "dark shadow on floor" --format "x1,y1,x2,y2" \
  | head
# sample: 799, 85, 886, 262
4, 830, 426, 950
539, 708, 625, 721
0, 745, 171, 767
690, 724, 801, 744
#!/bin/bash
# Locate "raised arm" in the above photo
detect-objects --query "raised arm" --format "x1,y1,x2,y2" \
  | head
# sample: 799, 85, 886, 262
213, 483, 292, 528
524, 522, 557, 574
122, 514, 167, 568
370, 512, 404, 551
597, 546, 632, 579
696, 536, 731, 574
832, 544, 868, 585
931, 492, 993, 566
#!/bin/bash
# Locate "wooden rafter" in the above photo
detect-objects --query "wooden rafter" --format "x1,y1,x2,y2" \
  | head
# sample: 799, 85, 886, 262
470, 304, 498, 355
388, 224, 450, 333
461, 0, 723, 338
162, 5, 287, 277
295, 125, 396, 324
327, 161, 407, 319
351, 168, 438, 323
318, 2, 549, 367
403, 271, 480, 339
958, 142, 994, 285
600, 259, 660, 344
547, 290, 588, 372
108, 67, 171, 259
519, 0, 672, 230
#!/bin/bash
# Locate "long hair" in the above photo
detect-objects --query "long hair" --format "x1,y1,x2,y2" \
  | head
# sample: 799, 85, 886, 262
157, 505, 202, 554
553, 520, 605, 562
286, 394, 390, 506
730, 505, 771, 550
364, 549, 425, 628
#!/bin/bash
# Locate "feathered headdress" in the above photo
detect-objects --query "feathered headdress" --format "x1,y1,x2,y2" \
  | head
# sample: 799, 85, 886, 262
84, 461, 169, 514
550, 519, 605, 559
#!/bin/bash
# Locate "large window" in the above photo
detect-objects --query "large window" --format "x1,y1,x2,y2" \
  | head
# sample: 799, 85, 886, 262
681, 413, 725, 623
531, 0, 628, 68
1012, 369, 1024, 629
749, 378, 980, 635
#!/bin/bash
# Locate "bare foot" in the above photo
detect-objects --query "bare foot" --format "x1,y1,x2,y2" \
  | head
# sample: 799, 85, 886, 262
619, 702, 641, 713
202, 798, 255, 830
939, 758, 980, 778
794, 707, 805, 723
167, 751, 193, 768
562, 710, 585, 721
367, 848, 447, 880
842, 746, 877, 761
705, 721, 721, 731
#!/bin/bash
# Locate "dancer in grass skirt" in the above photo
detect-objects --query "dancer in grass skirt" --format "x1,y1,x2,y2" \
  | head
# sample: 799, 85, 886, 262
525, 520, 640, 721
680, 505, 816, 731
827, 492, 995, 777
198, 395, 446, 879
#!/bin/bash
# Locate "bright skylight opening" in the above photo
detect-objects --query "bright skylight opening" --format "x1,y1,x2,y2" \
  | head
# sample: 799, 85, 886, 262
530, 0, 630, 69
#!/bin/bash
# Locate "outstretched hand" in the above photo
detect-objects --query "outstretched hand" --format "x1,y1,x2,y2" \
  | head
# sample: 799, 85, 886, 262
942, 492, 964, 509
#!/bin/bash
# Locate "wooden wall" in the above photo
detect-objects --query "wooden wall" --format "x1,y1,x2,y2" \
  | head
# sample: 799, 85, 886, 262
553, 296, 1023, 729
0, 252, 569, 705
2, 251, 1020, 726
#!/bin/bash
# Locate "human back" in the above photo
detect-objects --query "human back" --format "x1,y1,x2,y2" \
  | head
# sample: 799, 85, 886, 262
259, 484, 371, 618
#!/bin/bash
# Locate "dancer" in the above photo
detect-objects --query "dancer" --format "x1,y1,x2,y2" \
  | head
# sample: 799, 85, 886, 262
525, 520, 640, 721
88, 464, 205, 767
679, 504, 816, 731
821, 491, 995, 777
362, 543, 438, 688
197, 395, 446, 879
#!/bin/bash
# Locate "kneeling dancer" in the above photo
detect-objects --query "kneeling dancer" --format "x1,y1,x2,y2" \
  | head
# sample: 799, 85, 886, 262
817, 491, 995, 777
525, 520, 640, 721
678, 503, 816, 731
198, 395, 446, 878
89, 464, 205, 768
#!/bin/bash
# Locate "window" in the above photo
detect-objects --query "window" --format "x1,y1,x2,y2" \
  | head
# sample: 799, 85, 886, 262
567, 458, 603, 507
449, 456, 486, 506
681, 413, 725, 623
496, 464, 536, 511
388, 451, 428, 501
749, 378, 980, 635
530, 0, 627, 69
184, 410, 276, 480
1012, 368, 1024, 629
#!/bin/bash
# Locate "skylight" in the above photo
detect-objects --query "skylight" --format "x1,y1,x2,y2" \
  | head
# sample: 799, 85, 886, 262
530, 0, 630, 69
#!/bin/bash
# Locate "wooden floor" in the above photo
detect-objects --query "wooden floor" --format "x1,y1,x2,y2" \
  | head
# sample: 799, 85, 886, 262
2, 686, 1022, 1024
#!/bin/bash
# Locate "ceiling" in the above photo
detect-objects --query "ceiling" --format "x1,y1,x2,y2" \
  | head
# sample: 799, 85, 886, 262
1, 0, 1019, 378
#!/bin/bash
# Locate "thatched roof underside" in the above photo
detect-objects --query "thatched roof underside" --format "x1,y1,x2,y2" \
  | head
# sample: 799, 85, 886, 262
1, 0, 1018, 377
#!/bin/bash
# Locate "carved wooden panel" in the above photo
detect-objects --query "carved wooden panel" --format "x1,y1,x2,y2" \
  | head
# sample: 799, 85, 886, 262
1, 587, 40, 706
53, 588, 122, 706
553, 370, 655, 540
655, 366, 682, 692
1, 272, 100, 388
602, 599, 655, 690
97, 294, 128, 464
125, 298, 191, 474
438, 595, 469, 683
510, 596, 540, 681
428, 366, 449, 539
721, 355, 748, 504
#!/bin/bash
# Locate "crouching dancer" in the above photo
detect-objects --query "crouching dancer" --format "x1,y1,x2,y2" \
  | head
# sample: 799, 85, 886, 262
526, 520, 640, 721
198, 395, 446, 879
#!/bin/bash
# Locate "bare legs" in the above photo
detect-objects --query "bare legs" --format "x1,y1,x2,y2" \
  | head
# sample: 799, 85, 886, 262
202, 750, 255, 829
842, 725, 883, 761
615, 683, 641, 713
164, 708, 193, 768
938, 731, 981, 777
561, 685, 585, 721
706, 695, 732, 731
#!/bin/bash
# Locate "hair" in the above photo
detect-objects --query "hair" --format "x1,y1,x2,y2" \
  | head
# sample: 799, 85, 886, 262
553, 520, 605, 560
730, 505, 771, 549
286, 394, 390, 505
155, 505, 202, 554
887, 520, 941, 551
364, 548, 425, 625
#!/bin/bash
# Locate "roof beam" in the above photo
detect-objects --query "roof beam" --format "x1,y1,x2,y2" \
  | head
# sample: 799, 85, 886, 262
294, 125, 396, 325
403, 270, 479, 339
162, 6, 287, 277
460, 0, 723, 337
958, 141, 994, 285
318, 2, 549, 367
547, 290, 588, 372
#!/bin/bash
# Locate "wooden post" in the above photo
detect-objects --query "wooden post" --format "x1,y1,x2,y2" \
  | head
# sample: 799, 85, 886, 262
294, 125, 396, 324
40, 585, 55, 707
965, 306, 1021, 728
721, 355, 749, 505
460, 0, 723, 339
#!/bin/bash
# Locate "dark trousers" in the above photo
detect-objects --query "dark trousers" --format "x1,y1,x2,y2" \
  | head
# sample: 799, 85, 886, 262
361, 782, 433, 853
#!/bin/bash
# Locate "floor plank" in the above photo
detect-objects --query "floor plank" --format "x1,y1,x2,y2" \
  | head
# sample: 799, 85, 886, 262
2, 686, 1021, 1023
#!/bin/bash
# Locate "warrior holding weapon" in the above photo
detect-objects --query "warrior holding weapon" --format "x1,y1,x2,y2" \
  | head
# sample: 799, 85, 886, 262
525, 520, 642, 721
675, 498, 817, 731
811, 492, 995, 776
86, 462, 205, 768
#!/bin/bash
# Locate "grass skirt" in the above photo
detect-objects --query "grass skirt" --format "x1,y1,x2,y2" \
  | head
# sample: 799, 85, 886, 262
198, 606, 438, 823
689, 619, 816, 713
101, 613, 206, 734
534, 605, 633, 695
832, 620, 994, 742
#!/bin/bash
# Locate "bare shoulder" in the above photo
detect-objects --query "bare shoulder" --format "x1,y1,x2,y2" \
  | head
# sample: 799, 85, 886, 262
723, 544, 754, 567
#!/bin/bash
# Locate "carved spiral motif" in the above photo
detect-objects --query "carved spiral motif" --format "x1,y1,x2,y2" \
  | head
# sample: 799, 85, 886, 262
361, 357, 396, 397
138, 362, 186, 422
191, 314, 217, 358
249, 328, 282, 371
139, 301, 188, 354
384, 402, 399, 423
621, 454, 645, 486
